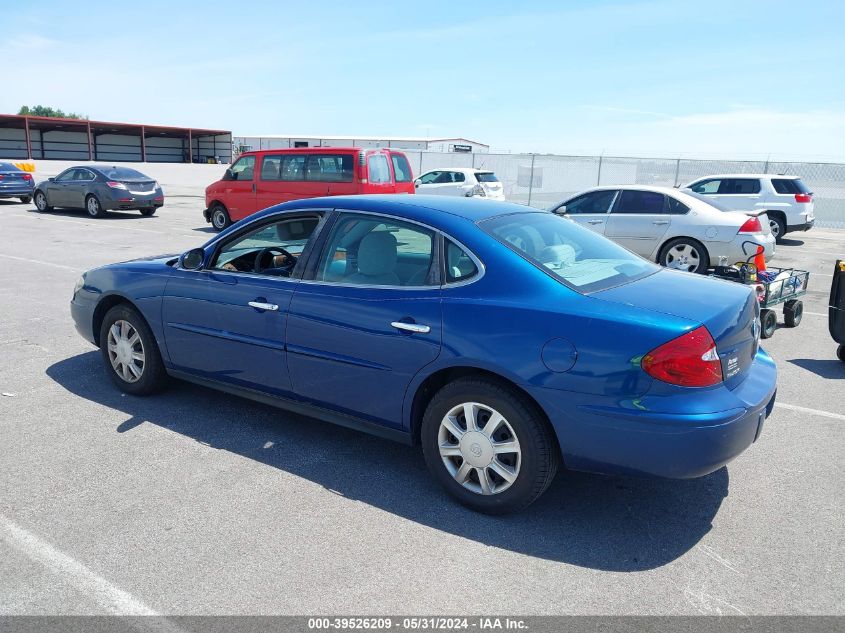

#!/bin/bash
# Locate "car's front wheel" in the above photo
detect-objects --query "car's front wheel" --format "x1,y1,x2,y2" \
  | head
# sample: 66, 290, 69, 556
421, 377, 559, 514
210, 203, 231, 231
99, 304, 167, 395
658, 238, 709, 274
86, 195, 106, 218
34, 190, 52, 212
19, 196, 31, 204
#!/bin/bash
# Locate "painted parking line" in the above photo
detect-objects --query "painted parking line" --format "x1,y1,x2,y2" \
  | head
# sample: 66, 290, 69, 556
0, 253, 82, 272
775, 403, 845, 421
0, 515, 158, 615
16, 212, 198, 237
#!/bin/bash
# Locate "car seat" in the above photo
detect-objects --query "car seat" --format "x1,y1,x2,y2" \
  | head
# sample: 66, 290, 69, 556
345, 232, 400, 285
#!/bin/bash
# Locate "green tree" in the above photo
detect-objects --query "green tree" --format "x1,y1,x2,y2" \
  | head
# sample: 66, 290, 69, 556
18, 105, 88, 120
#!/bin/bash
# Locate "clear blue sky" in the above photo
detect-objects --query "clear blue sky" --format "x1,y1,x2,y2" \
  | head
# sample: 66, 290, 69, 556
2, 0, 843, 159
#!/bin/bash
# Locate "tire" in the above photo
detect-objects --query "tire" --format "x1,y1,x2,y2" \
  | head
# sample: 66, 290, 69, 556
99, 304, 167, 395
34, 190, 52, 212
210, 203, 231, 231
783, 300, 803, 328
837, 345, 845, 363
760, 308, 777, 339
19, 196, 31, 204
421, 377, 560, 514
139, 208, 156, 217
86, 194, 106, 218
768, 214, 786, 244
658, 237, 710, 274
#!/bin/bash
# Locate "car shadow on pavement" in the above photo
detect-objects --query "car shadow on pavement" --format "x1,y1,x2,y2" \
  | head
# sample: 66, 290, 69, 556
778, 238, 805, 246
788, 358, 845, 379
46, 351, 729, 572
26, 208, 156, 220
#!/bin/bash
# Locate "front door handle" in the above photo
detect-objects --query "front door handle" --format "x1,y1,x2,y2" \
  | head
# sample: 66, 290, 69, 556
248, 301, 279, 311
391, 321, 430, 334
587, 219, 604, 225
652, 220, 670, 225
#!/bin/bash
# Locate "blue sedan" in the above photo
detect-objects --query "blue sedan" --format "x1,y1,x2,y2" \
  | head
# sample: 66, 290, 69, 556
70, 195, 777, 513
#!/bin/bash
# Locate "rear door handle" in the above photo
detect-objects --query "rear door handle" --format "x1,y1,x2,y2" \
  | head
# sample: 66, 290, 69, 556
248, 301, 279, 311
652, 220, 669, 225
391, 321, 430, 334
587, 219, 604, 225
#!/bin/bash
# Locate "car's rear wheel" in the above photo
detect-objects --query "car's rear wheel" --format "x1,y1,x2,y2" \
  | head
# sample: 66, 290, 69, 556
86, 195, 106, 218
769, 214, 786, 243
34, 190, 52, 212
19, 196, 31, 204
421, 377, 559, 514
140, 208, 156, 217
99, 304, 167, 395
760, 308, 777, 339
784, 300, 803, 328
210, 203, 231, 231
658, 238, 709, 274
837, 344, 845, 363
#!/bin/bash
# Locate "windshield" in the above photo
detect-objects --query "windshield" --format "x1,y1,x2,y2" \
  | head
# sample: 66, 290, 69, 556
475, 172, 499, 183
481, 212, 658, 293
102, 167, 149, 180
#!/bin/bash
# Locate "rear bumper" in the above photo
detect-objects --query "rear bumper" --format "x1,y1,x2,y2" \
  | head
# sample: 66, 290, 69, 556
0, 186, 34, 198
787, 219, 814, 232
101, 190, 164, 211
530, 348, 778, 479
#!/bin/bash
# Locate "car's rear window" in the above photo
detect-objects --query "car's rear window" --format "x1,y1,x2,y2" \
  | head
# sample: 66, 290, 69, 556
481, 212, 658, 293
390, 154, 413, 182
102, 167, 149, 180
771, 178, 811, 195
475, 172, 499, 183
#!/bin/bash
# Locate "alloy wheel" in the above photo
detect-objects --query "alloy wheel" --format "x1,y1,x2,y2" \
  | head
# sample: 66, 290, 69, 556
87, 197, 100, 216
106, 320, 145, 383
438, 402, 521, 496
769, 219, 781, 238
664, 243, 701, 272
35, 192, 47, 211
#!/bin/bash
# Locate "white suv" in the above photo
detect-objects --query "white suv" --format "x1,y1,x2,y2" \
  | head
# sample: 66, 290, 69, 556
682, 174, 814, 242
414, 168, 505, 200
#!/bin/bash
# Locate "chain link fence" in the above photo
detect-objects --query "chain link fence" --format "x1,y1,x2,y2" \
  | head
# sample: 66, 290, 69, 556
402, 151, 845, 229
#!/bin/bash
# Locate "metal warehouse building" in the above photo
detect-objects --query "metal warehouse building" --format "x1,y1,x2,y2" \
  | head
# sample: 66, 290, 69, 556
0, 114, 232, 163
234, 135, 489, 154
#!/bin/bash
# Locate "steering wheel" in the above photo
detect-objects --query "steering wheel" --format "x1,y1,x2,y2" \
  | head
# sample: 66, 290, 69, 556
254, 247, 295, 274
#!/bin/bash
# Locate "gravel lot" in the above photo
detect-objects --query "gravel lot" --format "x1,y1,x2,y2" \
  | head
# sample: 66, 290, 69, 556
0, 189, 843, 616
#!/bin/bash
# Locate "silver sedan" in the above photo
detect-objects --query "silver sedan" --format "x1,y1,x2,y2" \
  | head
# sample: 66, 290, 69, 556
551, 185, 775, 274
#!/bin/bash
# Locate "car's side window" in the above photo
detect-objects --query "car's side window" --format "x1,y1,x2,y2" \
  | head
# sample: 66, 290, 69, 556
75, 169, 95, 181
718, 178, 760, 194
418, 171, 440, 185
613, 190, 666, 214
690, 179, 720, 194
230, 155, 255, 181
281, 155, 307, 181
55, 170, 75, 182
563, 190, 617, 214
316, 214, 435, 287
211, 216, 320, 277
667, 196, 691, 215
453, 172, 466, 183
260, 155, 283, 181
444, 240, 478, 283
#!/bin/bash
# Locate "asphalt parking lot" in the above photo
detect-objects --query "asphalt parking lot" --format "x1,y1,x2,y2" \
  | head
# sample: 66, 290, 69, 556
0, 194, 843, 616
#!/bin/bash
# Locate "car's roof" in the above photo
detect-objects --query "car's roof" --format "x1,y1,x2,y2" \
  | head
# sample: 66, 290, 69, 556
241, 147, 404, 155
256, 194, 536, 227
685, 173, 800, 180
422, 167, 493, 174
582, 184, 680, 194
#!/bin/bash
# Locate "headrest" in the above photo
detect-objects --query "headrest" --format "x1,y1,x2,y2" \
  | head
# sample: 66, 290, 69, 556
357, 231, 398, 276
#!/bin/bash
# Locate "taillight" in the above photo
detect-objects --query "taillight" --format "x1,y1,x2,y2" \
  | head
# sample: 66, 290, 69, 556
738, 217, 762, 233
641, 326, 723, 387
22, 173, 33, 181
795, 193, 812, 203
106, 181, 128, 190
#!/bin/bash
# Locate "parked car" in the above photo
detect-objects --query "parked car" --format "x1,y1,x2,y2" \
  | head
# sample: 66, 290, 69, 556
33, 166, 164, 218
414, 168, 505, 200
204, 147, 415, 230
0, 162, 35, 203
551, 185, 775, 274
682, 174, 814, 243
70, 195, 776, 514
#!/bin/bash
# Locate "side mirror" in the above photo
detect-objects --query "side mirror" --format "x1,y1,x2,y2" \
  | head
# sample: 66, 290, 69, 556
414, 179, 421, 188
553, 205, 567, 215
223, 168, 235, 181
48, 177, 55, 182
180, 248, 205, 271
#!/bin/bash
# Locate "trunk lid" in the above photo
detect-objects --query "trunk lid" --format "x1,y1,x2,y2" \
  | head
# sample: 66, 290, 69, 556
596, 269, 760, 389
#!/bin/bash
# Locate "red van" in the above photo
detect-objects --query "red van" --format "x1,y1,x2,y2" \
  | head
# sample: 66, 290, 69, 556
204, 147, 415, 230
